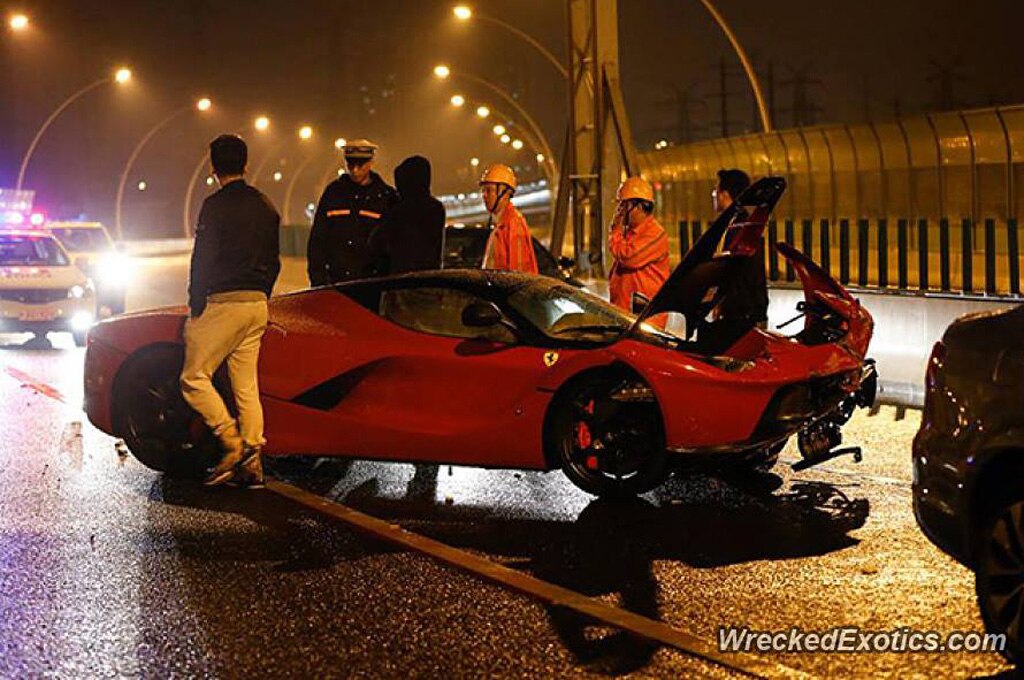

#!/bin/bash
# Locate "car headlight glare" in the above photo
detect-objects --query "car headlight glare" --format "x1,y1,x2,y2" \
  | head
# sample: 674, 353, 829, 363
70, 311, 94, 331
69, 285, 85, 299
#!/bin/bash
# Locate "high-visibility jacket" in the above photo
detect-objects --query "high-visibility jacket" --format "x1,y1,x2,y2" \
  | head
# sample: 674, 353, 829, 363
482, 204, 539, 274
608, 214, 670, 311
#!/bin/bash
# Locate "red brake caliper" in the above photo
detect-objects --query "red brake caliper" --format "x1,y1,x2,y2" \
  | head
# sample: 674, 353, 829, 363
576, 399, 597, 470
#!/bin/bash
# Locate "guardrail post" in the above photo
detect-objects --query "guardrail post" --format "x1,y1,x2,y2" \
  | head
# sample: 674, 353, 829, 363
962, 217, 973, 293
918, 218, 929, 291
940, 218, 951, 291
784, 219, 795, 281
897, 218, 909, 289
839, 218, 850, 285
820, 218, 831, 275
680, 220, 690, 257
768, 219, 780, 281
802, 218, 813, 259
984, 218, 997, 294
857, 218, 869, 286
1010, 218, 1020, 296
878, 218, 889, 288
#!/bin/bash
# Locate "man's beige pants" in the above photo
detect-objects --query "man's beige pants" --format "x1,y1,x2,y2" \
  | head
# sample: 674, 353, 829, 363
180, 292, 269, 447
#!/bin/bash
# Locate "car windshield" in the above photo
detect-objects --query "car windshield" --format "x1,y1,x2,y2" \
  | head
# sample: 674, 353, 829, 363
505, 281, 631, 339
48, 227, 112, 252
0, 235, 69, 266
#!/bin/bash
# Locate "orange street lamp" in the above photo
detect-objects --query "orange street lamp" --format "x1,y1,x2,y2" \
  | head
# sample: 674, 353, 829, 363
115, 96, 214, 239
17, 67, 134, 190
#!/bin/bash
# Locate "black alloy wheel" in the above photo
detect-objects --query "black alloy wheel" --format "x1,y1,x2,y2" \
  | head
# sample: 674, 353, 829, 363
552, 372, 667, 497
976, 495, 1024, 663
115, 347, 220, 477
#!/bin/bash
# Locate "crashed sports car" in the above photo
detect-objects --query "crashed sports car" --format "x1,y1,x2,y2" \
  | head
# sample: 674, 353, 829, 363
84, 177, 876, 497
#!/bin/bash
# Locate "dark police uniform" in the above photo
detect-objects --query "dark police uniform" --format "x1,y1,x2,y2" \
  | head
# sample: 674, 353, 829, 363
307, 140, 398, 285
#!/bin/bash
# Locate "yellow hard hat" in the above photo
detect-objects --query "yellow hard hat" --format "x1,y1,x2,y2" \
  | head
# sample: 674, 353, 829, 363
479, 163, 517, 190
616, 176, 654, 203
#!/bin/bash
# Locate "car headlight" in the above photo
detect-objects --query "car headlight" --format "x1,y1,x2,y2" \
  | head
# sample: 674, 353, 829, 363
69, 284, 85, 299
97, 252, 135, 287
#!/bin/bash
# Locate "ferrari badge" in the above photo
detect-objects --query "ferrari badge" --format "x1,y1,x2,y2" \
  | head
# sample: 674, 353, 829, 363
543, 351, 559, 367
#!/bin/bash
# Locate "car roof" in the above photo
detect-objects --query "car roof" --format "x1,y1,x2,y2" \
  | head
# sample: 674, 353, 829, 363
0, 229, 59, 240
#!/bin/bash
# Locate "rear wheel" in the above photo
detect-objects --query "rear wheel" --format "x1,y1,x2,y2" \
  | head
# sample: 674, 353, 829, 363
113, 346, 220, 477
549, 370, 668, 497
976, 492, 1024, 663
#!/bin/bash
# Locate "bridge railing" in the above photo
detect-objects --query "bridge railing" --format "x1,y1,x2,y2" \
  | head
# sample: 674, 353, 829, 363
678, 216, 1022, 298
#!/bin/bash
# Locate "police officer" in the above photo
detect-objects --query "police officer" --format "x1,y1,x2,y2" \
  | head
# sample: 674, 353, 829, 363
307, 139, 398, 285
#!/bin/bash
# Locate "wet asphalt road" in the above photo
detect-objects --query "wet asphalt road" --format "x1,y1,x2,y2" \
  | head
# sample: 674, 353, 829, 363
0, 255, 1014, 677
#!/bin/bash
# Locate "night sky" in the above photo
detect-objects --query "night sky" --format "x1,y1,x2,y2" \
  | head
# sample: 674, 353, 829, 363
1, 0, 1021, 236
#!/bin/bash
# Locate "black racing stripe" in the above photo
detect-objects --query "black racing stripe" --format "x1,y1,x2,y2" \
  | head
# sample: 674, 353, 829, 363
291, 361, 381, 411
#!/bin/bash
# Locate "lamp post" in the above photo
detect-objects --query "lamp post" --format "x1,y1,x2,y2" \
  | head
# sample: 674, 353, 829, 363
114, 97, 213, 239
451, 6, 567, 80
16, 67, 133, 190
697, 0, 771, 132
282, 126, 316, 225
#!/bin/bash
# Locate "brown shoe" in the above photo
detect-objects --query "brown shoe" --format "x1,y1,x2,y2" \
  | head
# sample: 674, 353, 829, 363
203, 422, 245, 486
226, 446, 265, 489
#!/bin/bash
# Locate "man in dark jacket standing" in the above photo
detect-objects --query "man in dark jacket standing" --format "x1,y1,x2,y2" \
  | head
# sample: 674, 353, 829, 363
714, 168, 769, 327
181, 134, 281, 488
307, 139, 398, 285
369, 155, 446, 274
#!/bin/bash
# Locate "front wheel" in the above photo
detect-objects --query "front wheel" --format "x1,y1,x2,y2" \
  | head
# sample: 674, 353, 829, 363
549, 370, 668, 498
113, 346, 220, 477
976, 493, 1024, 663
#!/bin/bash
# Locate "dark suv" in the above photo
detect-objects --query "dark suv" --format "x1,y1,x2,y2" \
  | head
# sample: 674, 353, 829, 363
913, 304, 1024, 662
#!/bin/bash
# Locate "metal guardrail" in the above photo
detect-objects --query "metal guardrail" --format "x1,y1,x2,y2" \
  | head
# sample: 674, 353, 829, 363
679, 217, 1023, 299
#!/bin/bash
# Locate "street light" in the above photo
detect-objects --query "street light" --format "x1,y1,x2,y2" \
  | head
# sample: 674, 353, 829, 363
299, 125, 313, 140
511, 139, 524, 150
492, 124, 506, 136
433, 64, 451, 79
137, 181, 147, 191
500, 134, 511, 144
450, 94, 465, 107
470, 157, 480, 167
450, 5, 567, 80
254, 115, 270, 132
536, 153, 545, 163
273, 171, 283, 182
114, 96, 214, 239
475, 105, 490, 119
8, 13, 29, 31
17, 66, 134, 190
334, 137, 347, 150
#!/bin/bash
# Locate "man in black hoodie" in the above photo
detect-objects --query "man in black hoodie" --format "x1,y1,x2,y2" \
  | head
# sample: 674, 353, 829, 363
307, 139, 398, 285
369, 155, 446, 275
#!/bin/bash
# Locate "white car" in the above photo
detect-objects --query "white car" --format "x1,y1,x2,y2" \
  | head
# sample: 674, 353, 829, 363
0, 230, 96, 346
46, 221, 131, 316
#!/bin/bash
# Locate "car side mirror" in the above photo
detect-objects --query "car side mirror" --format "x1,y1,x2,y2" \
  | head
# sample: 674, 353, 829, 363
632, 291, 651, 315
462, 301, 503, 327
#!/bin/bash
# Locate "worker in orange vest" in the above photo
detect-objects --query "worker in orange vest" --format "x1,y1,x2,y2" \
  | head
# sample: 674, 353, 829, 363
608, 176, 670, 312
479, 164, 539, 274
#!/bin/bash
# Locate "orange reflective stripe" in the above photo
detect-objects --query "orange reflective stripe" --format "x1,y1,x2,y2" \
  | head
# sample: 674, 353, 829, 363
326, 209, 351, 217
358, 210, 382, 219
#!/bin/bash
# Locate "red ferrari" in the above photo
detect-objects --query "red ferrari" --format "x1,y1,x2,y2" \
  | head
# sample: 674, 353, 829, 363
84, 178, 876, 497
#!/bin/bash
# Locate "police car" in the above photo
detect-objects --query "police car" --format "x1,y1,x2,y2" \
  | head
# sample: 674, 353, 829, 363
0, 229, 96, 346
46, 221, 130, 316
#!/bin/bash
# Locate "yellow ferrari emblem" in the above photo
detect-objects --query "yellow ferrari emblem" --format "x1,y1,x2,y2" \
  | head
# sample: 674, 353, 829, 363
543, 351, 560, 367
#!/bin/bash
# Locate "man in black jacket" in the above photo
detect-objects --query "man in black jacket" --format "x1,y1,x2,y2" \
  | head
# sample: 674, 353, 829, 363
307, 139, 398, 285
180, 134, 281, 487
714, 168, 769, 327
369, 155, 446, 274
